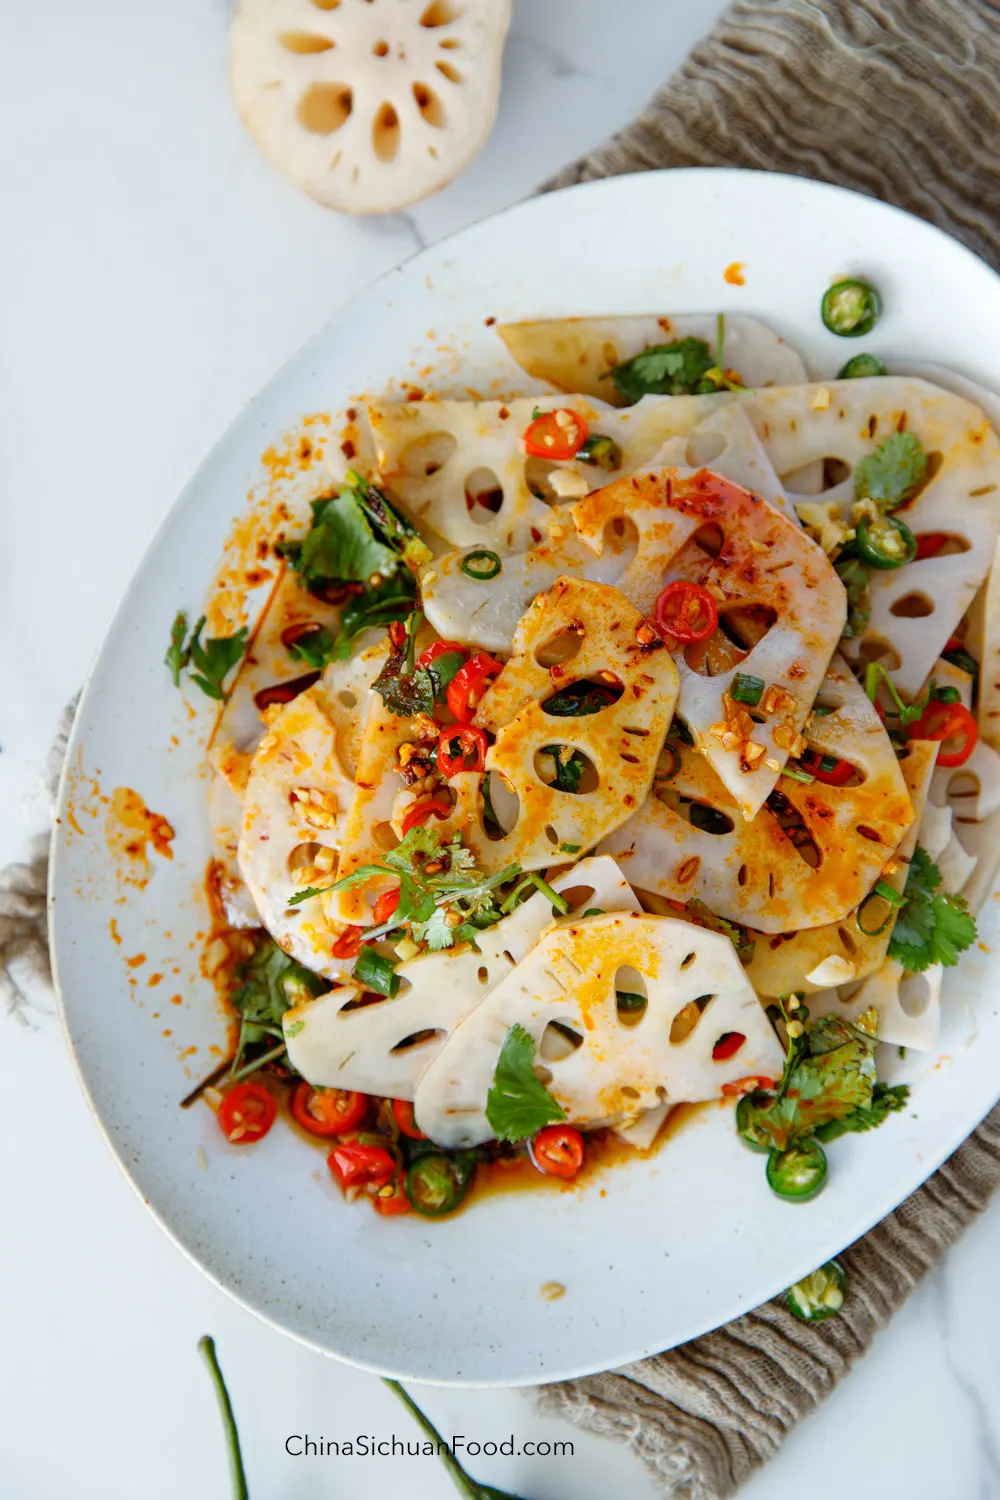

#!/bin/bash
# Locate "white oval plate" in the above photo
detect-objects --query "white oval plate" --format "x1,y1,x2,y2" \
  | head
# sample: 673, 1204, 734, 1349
50, 169, 1000, 1386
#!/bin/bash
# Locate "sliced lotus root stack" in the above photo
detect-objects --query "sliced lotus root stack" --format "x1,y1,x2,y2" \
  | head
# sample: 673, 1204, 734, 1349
229, 0, 511, 214
743, 377, 1000, 695
600, 657, 913, 934
414, 913, 785, 1149
282, 857, 639, 1099
574, 467, 846, 819
459, 575, 678, 873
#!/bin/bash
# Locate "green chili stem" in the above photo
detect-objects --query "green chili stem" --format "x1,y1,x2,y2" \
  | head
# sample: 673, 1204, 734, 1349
180, 1057, 237, 1109
199, 1337, 250, 1500
864, 661, 915, 722
226, 1042, 287, 1085
382, 1380, 482, 1499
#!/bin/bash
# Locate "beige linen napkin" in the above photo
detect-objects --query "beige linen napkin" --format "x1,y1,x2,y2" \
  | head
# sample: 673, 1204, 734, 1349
534, 1, 1000, 1495
7, 2, 1000, 1494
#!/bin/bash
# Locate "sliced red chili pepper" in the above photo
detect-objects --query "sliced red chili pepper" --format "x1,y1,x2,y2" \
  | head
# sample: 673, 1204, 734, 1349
331, 926, 364, 960
253, 671, 322, 712
280, 622, 325, 651
908, 700, 978, 767
722, 1074, 776, 1099
945, 636, 964, 653
798, 750, 855, 786
327, 1139, 397, 1192
417, 640, 469, 668
531, 1125, 585, 1178
653, 581, 719, 643
388, 620, 407, 651
291, 1082, 368, 1137
712, 1031, 747, 1062
217, 1082, 277, 1145
370, 1172, 411, 1216
391, 1098, 427, 1140
437, 725, 488, 777
915, 532, 949, 560
400, 797, 452, 836
372, 887, 401, 926
446, 652, 504, 723
523, 408, 589, 460
310, 581, 363, 606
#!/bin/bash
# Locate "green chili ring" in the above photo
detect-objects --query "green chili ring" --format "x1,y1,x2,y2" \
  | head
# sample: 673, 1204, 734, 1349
838, 353, 887, 379
856, 889, 895, 937
786, 1259, 848, 1322
821, 279, 880, 337
459, 549, 502, 581
578, 433, 623, 471
766, 1139, 828, 1202
735, 1091, 776, 1154
405, 1153, 475, 1217
731, 672, 765, 707
856, 515, 917, 571
655, 743, 682, 782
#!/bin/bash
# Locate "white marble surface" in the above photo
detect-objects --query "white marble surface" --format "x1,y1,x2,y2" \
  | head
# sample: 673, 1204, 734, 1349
2, 1, 998, 1495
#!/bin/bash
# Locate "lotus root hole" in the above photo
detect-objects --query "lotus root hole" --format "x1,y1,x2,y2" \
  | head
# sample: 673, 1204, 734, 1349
685, 432, 727, 468
615, 966, 648, 1028
436, 60, 464, 83
373, 102, 401, 163
889, 592, 934, 618
420, 0, 463, 25
464, 466, 504, 518
298, 83, 353, 135
413, 82, 446, 127
280, 31, 335, 53
535, 627, 584, 670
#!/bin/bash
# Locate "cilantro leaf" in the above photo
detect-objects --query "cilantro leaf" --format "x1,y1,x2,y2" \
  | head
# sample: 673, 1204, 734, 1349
229, 933, 326, 1074
738, 1008, 879, 1154
286, 625, 335, 671
606, 338, 716, 403
345, 469, 432, 571
835, 553, 871, 639
372, 610, 436, 719
540, 744, 585, 794
187, 620, 249, 701
889, 844, 977, 971
165, 610, 190, 687
332, 571, 418, 660
854, 432, 928, 512
812, 1082, 910, 1143
486, 1023, 566, 1142
292, 489, 399, 593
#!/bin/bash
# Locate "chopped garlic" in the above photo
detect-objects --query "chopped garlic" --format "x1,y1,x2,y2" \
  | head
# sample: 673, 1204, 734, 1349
796, 499, 852, 557
805, 954, 857, 986
548, 466, 591, 500
541, 1282, 566, 1301
811, 386, 832, 411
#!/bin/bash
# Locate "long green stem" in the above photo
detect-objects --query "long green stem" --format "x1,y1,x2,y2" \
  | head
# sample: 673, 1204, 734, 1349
226, 1042, 287, 1086
199, 1336, 249, 1500
383, 1379, 481, 1498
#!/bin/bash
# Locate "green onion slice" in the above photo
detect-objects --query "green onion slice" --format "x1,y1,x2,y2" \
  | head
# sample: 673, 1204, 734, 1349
731, 672, 765, 706
459, 549, 502, 581
837, 353, 887, 379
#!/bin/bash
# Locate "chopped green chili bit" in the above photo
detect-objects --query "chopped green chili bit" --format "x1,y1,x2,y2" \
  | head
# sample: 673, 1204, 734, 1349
405, 1153, 476, 1217
855, 513, 917, 570
352, 945, 400, 998
943, 642, 978, 679
730, 672, 765, 706
821, 278, 880, 337
838, 352, 887, 379
459, 548, 502, 580
786, 1260, 848, 1322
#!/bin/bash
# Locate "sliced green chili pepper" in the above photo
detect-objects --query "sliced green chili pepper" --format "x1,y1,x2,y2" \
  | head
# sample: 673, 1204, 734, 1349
405, 1153, 475, 1217
766, 1139, 827, 1201
731, 672, 765, 707
655, 743, 681, 782
873, 879, 906, 907
856, 889, 895, 937
838, 353, 887, 379
577, 433, 623, 471
855, 514, 917, 570
786, 1259, 848, 1322
821, 279, 880, 337
352, 945, 400, 998
736, 1091, 776, 1154
459, 549, 502, 581
582, 907, 605, 918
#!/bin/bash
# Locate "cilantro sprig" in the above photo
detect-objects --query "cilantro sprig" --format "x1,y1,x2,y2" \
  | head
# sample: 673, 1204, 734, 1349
606, 337, 718, 403
486, 1023, 566, 1143
372, 610, 436, 719
854, 431, 928, 512
888, 845, 977, 972
164, 612, 248, 701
